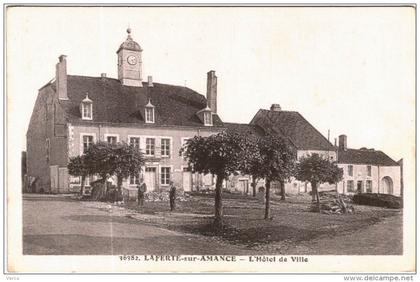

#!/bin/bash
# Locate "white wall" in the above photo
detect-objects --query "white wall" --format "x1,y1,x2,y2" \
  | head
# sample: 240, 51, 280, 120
337, 163, 401, 196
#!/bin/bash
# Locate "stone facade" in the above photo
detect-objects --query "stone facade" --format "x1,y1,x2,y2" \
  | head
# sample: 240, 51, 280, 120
26, 83, 69, 193
68, 123, 222, 192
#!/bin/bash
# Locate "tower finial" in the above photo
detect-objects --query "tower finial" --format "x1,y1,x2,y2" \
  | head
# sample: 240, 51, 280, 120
126, 26, 132, 39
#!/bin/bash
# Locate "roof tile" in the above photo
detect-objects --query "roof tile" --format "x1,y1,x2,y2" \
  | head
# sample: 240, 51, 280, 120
250, 109, 335, 151
58, 75, 223, 127
337, 148, 399, 166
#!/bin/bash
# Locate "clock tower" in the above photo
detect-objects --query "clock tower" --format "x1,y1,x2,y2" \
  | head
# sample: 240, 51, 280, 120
117, 28, 143, 87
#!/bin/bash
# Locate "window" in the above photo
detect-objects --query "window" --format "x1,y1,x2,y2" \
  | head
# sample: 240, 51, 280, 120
84, 176, 91, 187
204, 112, 212, 126
45, 138, 50, 161
82, 135, 94, 153
146, 138, 155, 155
161, 138, 170, 157
161, 167, 171, 185
367, 165, 372, 177
181, 138, 190, 156
348, 165, 353, 176
357, 180, 363, 193
145, 107, 154, 123
366, 180, 372, 193
347, 180, 354, 192
130, 174, 140, 185
82, 103, 92, 120
81, 94, 93, 120
181, 138, 190, 147
106, 136, 117, 144
129, 137, 140, 149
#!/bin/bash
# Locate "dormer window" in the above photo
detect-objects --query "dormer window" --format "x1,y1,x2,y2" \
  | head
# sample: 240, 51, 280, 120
145, 99, 155, 123
81, 93, 93, 120
204, 112, 212, 126
196, 106, 213, 126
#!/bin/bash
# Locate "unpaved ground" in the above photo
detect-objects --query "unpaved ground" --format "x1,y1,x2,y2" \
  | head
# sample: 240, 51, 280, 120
287, 214, 402, 255
23, 194, 251, 255
124, 192, 402, 255
23, 193, 402, 255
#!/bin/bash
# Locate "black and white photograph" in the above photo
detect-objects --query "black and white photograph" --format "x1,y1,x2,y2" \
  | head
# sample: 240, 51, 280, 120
4, 5, 416, 274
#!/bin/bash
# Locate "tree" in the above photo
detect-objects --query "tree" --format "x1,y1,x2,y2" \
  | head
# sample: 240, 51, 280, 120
241, 134, 296, 219
295, 153, 344, 211
83, 141, 145, 201
112, 142, 145, 201
180, 131, 245, 228
67, 155, 90, 195
83, 141, 117, 195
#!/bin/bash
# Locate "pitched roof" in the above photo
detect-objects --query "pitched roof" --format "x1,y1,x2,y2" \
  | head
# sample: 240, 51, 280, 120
337, 148, 399, 166
250, 109, 335, 151
223, 122, 265, 137
57, 75, 223, 127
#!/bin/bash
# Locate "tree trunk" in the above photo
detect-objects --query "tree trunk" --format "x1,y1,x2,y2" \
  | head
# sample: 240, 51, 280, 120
214, 175, 224, 229
252, 177, 257, 197
264, 179, 271, 219
311, 182, 316, 202
280, 180, 286, 201
316, 187, 320, 206
101, 175, 108, 201
80, 175, 85, 196
115, 176, 123, 203
311, 181, 320, 212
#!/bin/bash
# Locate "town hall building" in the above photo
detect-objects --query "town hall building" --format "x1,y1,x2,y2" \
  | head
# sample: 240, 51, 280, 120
26, 29, 402, 197
26, 28, 224, 194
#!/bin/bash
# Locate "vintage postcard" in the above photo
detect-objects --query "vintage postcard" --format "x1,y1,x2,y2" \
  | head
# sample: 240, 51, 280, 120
5, 5, 416, 274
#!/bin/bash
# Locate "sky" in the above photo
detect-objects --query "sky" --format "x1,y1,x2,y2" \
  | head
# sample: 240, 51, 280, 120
7, 6, 415, 168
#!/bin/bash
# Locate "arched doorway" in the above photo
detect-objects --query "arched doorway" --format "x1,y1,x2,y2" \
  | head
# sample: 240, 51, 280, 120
381, 176, 393, 194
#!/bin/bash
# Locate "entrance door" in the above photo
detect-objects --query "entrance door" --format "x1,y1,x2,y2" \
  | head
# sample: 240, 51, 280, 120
49, 165, 59, 193
145, 167, 157, 191
182, 168, 192, 192
58, 167, 69, 193
357, 181, 363, 194
381, 177, 393, 194
239, 179, 249, 195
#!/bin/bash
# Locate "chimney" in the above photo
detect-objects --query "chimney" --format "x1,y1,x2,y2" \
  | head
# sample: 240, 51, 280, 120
101, 73, 107, 78
270, 104, 281, 111
148, 75, 153, 87
206, 70, 217, 113
338, 134, 347, 150
56, 55, 68, 100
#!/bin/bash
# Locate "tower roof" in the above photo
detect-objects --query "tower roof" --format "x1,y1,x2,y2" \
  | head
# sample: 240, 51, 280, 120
116, 28, 142, 53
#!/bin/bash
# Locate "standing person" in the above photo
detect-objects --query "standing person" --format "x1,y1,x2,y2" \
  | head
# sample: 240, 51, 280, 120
137, 176, 147, 207
169, 181, 176, 211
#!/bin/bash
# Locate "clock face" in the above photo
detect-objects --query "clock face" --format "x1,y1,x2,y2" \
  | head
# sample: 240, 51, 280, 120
127, 55, 137, 65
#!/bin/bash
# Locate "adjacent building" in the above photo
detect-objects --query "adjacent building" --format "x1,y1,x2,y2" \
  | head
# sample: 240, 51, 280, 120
336, 135, 401, 195
224, 108, 401, 196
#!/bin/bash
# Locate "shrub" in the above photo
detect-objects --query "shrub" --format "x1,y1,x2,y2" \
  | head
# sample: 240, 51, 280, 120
352, 193, 402, 209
